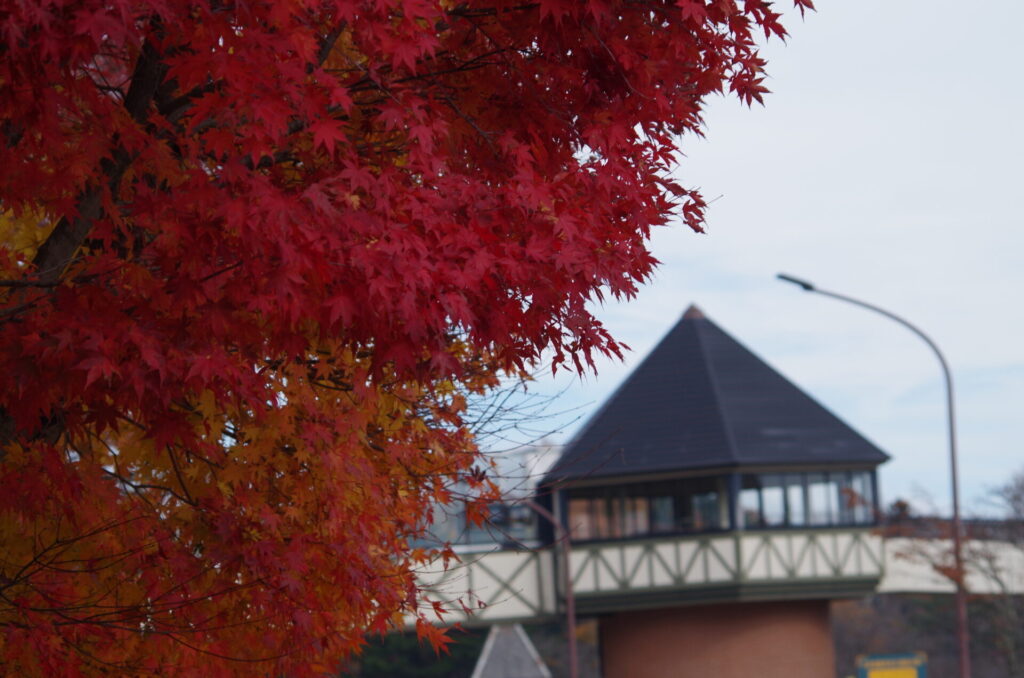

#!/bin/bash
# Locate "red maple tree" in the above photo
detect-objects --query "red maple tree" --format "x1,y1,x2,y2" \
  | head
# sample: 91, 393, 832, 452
0, 0, 810, 674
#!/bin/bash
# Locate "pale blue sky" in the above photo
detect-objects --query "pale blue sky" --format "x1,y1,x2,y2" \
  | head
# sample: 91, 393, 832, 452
520, 0, 1024, 516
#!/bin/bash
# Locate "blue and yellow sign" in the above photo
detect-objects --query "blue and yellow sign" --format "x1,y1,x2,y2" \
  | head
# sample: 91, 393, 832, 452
856, 652, 927, 678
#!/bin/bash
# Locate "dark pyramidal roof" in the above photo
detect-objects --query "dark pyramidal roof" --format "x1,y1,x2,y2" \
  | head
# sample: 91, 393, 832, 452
546, 305, 889, 484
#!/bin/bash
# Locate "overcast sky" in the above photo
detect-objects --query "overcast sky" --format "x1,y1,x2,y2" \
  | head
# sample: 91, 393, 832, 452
521, 0, 1023, 516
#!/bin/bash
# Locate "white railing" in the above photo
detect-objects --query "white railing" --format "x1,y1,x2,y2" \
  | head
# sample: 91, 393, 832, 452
413, 531, 1024, 627
569, 529, 883, 596
415, 527, 884, 626
415, 547, 557, 625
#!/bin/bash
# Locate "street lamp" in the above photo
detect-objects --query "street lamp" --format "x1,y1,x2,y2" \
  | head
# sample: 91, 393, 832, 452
777, 273, 971, 678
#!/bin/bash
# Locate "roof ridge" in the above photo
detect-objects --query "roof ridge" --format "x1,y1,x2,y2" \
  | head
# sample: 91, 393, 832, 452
543, 313, 689, 483
690, 315, 742, 468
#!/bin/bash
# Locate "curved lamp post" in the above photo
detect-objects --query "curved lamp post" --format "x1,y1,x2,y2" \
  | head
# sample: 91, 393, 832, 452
777, 273, 971, 678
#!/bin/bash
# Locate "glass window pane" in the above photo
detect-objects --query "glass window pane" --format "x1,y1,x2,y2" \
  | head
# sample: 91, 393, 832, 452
835, 472, 855, 524
807, 473, 830, 525
825, 473, 840, 524
615, 497, 647, 537
759, 474, 786, 527
650, 496, 674, 533
609, 496, 626, 539
464, 504, 496, 544
631, 497, 650, 535
693, 491, 720, 530
506, 504, 534, 542
417, 503, 463, 546
569, 475, 732, 538
673, 487, 694, 532
568, 498, 593, 540
593, 497, 610, 539
852, 471, 874, 524
787, 474, 806, 526
740, 487, 762, 528
762, 486, 785, 527
620, 497, 635, 536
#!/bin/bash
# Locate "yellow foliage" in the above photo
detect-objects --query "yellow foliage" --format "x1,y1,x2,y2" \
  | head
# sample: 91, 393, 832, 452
0, 207, 57, 261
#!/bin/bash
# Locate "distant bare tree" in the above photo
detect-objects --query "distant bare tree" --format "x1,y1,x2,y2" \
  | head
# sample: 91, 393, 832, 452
860, 474, 1024, 678
970, 469, 1024, 676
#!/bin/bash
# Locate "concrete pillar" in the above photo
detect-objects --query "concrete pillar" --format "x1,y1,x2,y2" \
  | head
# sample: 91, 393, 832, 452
600, 600, 834, 678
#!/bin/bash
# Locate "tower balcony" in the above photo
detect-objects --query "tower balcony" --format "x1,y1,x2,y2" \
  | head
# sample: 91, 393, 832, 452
415, 524, 882, 627
567, 525, 882, 614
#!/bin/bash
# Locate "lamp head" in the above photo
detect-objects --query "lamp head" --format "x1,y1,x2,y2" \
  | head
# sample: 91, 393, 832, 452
776, 273, 816, 292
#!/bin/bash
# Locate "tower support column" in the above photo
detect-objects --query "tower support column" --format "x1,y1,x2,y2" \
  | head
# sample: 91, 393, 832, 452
600, 599, 834, 678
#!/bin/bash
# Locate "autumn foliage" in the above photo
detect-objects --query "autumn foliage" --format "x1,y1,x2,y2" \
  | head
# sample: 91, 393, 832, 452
0, 0, 808, 674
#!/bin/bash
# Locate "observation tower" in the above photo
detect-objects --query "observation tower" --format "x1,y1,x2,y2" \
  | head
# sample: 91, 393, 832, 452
420, 306, 889, 677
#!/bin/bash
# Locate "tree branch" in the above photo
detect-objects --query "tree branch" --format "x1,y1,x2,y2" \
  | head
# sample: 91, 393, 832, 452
32, 34, 167, 287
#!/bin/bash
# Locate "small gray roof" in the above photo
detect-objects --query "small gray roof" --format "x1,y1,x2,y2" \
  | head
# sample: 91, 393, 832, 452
471, 624, 551, 678
545, 306, 889, 484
